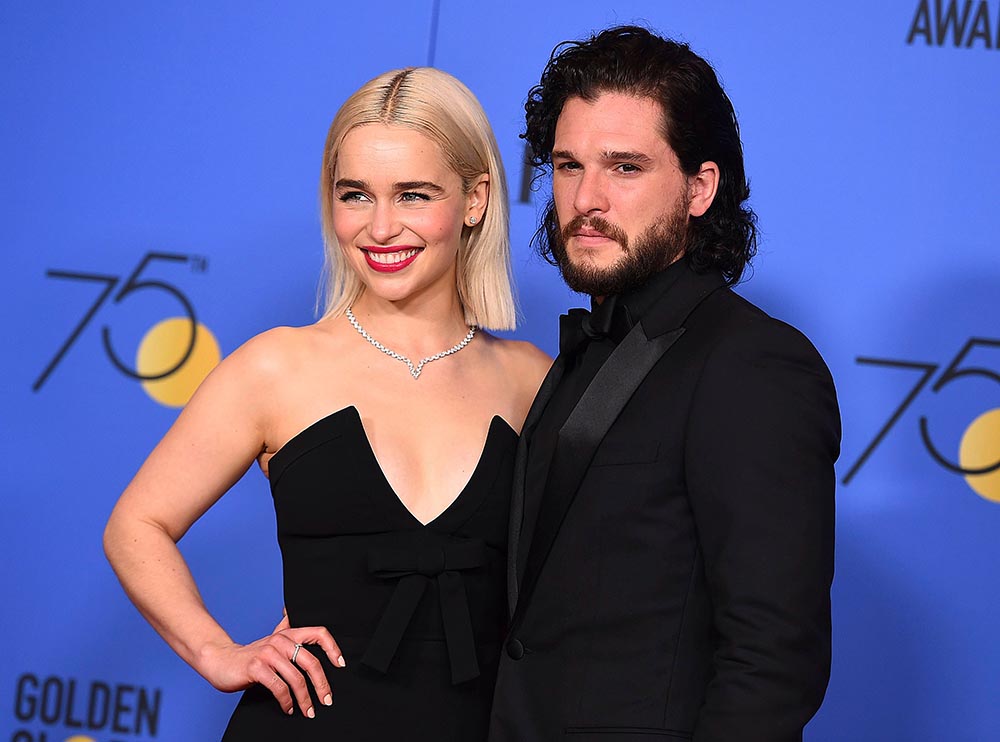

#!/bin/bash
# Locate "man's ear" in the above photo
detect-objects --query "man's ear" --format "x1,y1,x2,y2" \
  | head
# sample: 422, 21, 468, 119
687, 161, 719, 218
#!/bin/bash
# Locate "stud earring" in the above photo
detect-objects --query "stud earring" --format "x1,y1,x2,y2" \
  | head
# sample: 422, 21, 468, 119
468, 216, 477, 226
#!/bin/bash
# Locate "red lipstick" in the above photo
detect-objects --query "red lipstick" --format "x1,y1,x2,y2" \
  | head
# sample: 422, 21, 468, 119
361, 245, 422, 273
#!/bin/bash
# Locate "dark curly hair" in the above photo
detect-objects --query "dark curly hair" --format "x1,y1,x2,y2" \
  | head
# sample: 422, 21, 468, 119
523, 25, 757, 285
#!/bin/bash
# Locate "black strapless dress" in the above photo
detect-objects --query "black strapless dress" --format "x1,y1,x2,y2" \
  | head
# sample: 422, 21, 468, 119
222, 406, 516, 741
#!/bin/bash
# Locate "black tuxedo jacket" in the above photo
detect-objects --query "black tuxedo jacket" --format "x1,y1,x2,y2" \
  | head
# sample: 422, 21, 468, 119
489, 264, 841, 742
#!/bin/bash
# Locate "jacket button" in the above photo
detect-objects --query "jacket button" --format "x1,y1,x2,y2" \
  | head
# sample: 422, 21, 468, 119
506, 638, 525, 660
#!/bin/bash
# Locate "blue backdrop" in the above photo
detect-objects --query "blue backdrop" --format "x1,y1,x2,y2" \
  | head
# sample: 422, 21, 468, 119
4, 2, 999, 740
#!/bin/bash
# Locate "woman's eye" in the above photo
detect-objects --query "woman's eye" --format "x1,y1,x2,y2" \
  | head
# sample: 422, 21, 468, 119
338, 191, 369, 203
400, 191, 430, 202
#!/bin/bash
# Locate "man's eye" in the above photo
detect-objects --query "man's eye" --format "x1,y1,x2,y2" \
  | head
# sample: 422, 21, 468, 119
616, 163, 641, 173
400, 191, 431, 202
555, 161, 581, 171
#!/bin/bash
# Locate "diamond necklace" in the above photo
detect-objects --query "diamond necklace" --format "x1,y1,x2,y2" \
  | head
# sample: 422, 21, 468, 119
345, 307, 477, 380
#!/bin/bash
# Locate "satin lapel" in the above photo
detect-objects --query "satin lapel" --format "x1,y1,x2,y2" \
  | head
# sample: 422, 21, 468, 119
511, 321, 686, 627
507, 356, 565, 616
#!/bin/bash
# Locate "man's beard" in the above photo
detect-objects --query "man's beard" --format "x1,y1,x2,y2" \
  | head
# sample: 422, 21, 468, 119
550, 203, 688, 297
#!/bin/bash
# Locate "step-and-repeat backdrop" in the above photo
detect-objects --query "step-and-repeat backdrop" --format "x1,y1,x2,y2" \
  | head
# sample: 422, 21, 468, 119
3, 2, 998, 740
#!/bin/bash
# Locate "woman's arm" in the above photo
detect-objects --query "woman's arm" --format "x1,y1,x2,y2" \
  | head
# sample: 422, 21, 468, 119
103, 330, 344, 718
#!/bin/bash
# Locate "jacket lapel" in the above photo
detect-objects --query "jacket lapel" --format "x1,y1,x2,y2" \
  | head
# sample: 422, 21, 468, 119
507, 356, 565, 614
509, 265, 727, 627
511, 320, 685, 625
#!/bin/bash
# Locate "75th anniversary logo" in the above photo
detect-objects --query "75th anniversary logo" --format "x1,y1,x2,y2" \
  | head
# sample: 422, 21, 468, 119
33, 251, 220, 408
843, 338, 1000, 503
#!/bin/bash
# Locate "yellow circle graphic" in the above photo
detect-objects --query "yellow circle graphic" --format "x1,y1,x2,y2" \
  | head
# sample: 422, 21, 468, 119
960, 408, 1000, 503
65, 736, 97, 742
136, 317, 221, 408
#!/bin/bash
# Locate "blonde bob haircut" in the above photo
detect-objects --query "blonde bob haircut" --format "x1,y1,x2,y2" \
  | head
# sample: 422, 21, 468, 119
318, 67, 515, 330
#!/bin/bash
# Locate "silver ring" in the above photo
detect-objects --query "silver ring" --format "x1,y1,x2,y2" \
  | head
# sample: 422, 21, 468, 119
291, 643, 303, 664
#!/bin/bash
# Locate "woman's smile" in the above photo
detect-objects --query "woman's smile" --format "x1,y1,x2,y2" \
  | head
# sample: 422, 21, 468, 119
362, 245, 424, 272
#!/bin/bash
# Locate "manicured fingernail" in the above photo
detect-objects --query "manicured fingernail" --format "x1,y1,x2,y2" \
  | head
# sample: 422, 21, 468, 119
337, 656, 346, 667
307, 707, 315, 719
323, 694, 332, 706
287, 706, 294, 715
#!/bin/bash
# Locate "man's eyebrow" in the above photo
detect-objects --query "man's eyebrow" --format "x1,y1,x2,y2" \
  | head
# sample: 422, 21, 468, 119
603, 150, 653, 164
549, 149, 654, 165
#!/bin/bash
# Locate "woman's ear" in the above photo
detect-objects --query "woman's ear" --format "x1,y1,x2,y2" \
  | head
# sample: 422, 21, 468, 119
466, 174, 490, 226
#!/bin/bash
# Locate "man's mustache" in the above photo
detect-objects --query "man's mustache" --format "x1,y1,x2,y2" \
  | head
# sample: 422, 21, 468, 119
560, 215, 629, 251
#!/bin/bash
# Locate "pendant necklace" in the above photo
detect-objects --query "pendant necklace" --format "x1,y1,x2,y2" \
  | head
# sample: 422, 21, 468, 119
345, 307, 477, 380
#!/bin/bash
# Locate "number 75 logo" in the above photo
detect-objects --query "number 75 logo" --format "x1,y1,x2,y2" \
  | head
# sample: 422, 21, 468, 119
842, 338, 1000, 502
33, 251, 220, 407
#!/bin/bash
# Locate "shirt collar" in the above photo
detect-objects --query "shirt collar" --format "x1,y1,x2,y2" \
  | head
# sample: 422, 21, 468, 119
590, 256, 689, 343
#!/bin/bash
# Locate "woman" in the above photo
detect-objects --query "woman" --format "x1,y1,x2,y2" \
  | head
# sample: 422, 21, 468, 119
104, 67, 550, 740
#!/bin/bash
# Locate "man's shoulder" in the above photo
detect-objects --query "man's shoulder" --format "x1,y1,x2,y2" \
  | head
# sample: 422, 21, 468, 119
680, 283, 766, 335
684, 285, 830, 370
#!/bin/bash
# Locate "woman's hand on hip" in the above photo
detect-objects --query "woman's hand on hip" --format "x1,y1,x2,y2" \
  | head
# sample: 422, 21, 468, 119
200, 615, 346, 718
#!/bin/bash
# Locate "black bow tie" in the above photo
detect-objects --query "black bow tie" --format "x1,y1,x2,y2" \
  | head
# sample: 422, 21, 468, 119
559, 306, 611, 356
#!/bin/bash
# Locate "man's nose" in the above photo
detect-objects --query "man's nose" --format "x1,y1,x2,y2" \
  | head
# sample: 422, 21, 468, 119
572, 170, 610, 215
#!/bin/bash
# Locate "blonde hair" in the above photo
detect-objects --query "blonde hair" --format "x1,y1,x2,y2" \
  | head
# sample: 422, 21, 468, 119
318, 68, 515, 330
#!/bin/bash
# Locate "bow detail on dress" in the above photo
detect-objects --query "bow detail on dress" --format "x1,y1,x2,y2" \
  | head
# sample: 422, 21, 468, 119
361, 536, 486, 684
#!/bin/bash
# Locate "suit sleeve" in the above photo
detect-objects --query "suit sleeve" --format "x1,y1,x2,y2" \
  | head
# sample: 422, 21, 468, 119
684, 318, 841, 742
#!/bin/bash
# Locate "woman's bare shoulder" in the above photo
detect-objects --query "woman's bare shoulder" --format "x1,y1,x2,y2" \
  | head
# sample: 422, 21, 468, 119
481, 334, 553, 387
472, 335, 551, 432
225, 322, 337, 380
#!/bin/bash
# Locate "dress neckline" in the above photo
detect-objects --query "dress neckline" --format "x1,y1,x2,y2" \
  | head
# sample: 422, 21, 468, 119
268, 406, 516, 528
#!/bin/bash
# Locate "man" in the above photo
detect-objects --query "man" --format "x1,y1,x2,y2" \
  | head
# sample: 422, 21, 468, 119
490, 26, 841, 742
